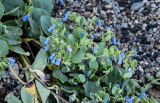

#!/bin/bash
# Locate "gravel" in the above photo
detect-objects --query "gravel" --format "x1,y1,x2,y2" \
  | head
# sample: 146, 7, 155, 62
53, 0, 160, 86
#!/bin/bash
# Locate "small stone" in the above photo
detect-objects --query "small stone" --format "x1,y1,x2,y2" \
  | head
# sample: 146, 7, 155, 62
156, 71, 160, 78
155, 67, 160, 71
138, 66, 144, 74
105, 4, 112, 9
121, 23, 128, 28
144, 68, 149, 73
146, 73, 151, 78
131, 2, 144, 11
149, 67, 155, 73
1, 71, 10, 78
156, 56, 160, 64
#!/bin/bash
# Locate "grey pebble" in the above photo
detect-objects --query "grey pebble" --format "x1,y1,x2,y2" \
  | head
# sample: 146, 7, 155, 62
131, 2, 144, 11
1, 71, 10, 78
146, 73, 151, 78
156, 56, 160, 64
156, 71, 160, 78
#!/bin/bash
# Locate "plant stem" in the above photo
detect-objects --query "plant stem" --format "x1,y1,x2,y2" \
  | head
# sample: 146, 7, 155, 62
9, 66, 27, 85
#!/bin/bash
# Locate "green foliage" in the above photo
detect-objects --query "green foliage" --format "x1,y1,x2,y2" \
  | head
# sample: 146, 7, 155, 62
0, 0, 159, 103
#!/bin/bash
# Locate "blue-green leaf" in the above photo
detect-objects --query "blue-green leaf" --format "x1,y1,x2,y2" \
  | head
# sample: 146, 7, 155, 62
33, 0, 53, 13
71, 48, 86, 63
21, 87, 34, 103
35, 80, 50, 103
40, 15, 52, 35
9, 46, 30, 56
32, 49, 48, 70
7, 95, 22, 103
0, 2, 4, 19
0, 40, 8, 57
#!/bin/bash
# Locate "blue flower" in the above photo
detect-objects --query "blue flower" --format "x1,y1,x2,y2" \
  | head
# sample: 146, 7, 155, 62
63, 11, 70, 22
92, 47, 98, 53
117, 58, 122, 65
59, 0, 64, 6
55, 58, 61, 66
125, 96, 134, 103
51, 58, 56, 65
67, 47, 73, 53
49, 53, 55, 60
22, 15, 30, 22
139, 92, 147, 99
8, 58, 16, 66
97, 18, 102, 28
48, 25, 56, 33
43, 38, 49, 46
111, 37, 117, 45
80, 32, 84, 38
121, 52, 125, 60
44, 45, 50, 51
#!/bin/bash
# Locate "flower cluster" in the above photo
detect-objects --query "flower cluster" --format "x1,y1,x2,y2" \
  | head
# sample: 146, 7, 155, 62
63, 11, 70, 22
59, 0, 64, 6
117, 52, 126, 65
125, 92, 147, 103
22, 15, 30, 22
97, 18, 102, 28
139, 92, 147, 99
49, 53, 61, 66
43, 38, 50, 51
8, 57, 16, 66
48, 25, 56, 33
125, 96, 134, 103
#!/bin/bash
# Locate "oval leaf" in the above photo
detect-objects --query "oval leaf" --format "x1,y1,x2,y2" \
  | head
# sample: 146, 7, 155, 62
71, 49, 86, 63
35, 80, 50, 103
33, 0, 53, 13
0, 2, 4, 19
32, 49, 48, 70
21, 87, 34, 103
9, 46, 30, 56
0, 40, 8, 57
40, 15, 52, 35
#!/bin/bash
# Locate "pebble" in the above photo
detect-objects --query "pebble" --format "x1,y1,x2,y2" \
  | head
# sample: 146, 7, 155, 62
156, 56, 160, 64
131, 2, 144, 11
1, 71, 10, 79
145, 73, 151, 78
156, 71, 160, 78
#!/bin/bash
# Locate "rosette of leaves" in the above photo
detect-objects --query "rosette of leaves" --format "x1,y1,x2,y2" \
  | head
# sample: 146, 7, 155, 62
36, 12, 150, 102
